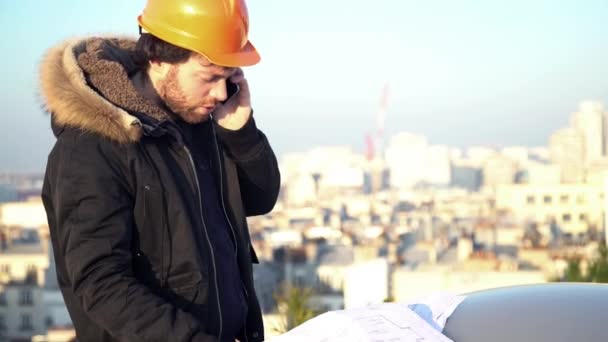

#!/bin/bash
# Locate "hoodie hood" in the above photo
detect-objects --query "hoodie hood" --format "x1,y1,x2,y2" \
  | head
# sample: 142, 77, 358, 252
39, 37, 172, 143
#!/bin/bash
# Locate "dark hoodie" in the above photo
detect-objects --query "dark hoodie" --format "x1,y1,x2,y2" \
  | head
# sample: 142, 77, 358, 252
177, 120, 249, 341
38, 37, 279, 342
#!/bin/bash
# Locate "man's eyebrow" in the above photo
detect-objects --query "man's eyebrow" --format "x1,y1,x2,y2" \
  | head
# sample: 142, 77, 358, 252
196, 57, 231, 71
198, 67, 236, 78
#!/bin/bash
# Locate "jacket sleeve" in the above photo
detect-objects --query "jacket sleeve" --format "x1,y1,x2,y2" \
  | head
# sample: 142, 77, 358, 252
47, 134, 217, 342
214, 113, 281, 216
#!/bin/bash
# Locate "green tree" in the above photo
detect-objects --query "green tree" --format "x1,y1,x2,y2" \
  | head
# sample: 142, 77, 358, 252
555, 243, 608, 283
272, 285, 317, 334
588, 243, 608, 283
563, 258, 586, 282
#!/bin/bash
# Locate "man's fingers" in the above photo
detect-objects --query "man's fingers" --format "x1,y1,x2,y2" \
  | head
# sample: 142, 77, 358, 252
230, 68, 245, 83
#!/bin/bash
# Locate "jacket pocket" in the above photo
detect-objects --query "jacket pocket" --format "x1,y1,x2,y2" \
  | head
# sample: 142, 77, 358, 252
139, 181, 170, 286
167, 271, 209, 320
172, 282, 200, 308
142, 183, 163, 228
132, 252, 162, 290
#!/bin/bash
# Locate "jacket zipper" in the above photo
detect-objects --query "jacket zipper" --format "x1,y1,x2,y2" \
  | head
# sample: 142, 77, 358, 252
211, 126, 239, 258
183, 145, 223, 341
211, 124, 252, 341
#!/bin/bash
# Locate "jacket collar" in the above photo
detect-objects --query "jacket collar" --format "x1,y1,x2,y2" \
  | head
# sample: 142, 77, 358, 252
39, 37, 173, 143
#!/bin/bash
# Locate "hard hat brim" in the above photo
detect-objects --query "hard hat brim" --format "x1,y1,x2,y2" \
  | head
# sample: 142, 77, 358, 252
203, 40, 261, 68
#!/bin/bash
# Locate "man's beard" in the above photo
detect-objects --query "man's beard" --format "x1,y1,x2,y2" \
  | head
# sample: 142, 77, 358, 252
158, 67, 209, 124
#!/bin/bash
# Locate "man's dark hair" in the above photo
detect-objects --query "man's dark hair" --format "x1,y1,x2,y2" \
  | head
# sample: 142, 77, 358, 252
134, 33, 192, 69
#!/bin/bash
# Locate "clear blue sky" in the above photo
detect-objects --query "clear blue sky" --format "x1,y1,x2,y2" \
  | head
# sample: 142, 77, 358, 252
1, 0, 608, 172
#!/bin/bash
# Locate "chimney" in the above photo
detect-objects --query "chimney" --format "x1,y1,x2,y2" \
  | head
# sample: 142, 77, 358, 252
0, 231, 7, 251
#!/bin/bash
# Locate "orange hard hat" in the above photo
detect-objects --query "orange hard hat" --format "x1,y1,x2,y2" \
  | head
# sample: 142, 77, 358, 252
137, 0, 260, 67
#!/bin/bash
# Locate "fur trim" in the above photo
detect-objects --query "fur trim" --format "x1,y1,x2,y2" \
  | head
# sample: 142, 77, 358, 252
39, 38, 143, 143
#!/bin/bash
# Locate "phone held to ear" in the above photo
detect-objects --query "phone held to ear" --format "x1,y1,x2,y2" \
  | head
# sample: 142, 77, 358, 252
222, 80, 240, 105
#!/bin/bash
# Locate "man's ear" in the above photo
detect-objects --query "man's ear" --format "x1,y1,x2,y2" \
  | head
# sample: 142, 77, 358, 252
148, 60, 171, 77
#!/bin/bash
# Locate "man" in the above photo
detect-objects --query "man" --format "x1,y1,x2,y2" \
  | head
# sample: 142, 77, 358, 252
39, 1, 280, 341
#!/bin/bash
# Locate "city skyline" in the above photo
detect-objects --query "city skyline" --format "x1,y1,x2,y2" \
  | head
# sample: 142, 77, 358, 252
0, 96, 604, 174
0, 95, 606, 342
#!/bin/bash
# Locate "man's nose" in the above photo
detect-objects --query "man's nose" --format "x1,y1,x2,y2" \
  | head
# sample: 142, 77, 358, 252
209, 81, 227, 103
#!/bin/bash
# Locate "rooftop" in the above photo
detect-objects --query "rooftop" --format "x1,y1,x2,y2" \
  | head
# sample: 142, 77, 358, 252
0, 242, 45, 256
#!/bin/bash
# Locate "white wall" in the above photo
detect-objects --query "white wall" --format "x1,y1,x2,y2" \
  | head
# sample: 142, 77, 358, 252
344, 259, 388, 309
0, 252, 49, 286
0, 285, 46, 339
393, 268, 546, 302
0, 201, 47, 228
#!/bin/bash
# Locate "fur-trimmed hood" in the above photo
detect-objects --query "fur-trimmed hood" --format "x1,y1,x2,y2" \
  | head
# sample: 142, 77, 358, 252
38, 37, 172, 143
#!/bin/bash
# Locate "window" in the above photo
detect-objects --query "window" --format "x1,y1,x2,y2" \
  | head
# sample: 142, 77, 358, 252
560, 195, 569, 204
526, 196, 535, 205
19, 289, 33, 306
25, 266, 37, 284
0, 265, 10, 275
544, 196, 552, 204
579, 214, 587, 222
562, 213, 572, 223
19, 314, 33, 331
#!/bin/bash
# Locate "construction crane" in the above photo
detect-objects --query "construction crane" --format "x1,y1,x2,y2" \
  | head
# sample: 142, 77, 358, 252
365, 83, 390, 162
365, 82, 390, 197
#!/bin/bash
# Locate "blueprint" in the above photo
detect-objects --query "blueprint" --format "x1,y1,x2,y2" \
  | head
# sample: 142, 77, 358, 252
407, 293, 467, 331
269, 302, 456, 342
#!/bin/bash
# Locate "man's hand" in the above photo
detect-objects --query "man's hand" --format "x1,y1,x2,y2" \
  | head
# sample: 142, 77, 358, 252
213, 68, 252, 130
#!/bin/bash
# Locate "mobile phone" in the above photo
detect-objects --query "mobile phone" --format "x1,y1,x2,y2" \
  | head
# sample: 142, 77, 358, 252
222, 80, 240, 105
